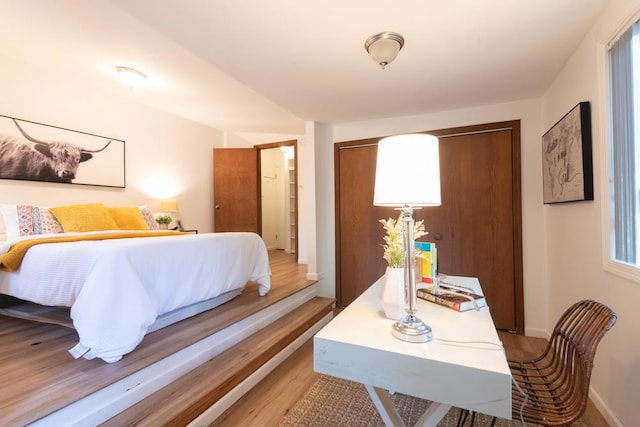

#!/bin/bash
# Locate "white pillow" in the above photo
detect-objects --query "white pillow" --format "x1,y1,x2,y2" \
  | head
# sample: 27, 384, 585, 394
0, 205, 19, 239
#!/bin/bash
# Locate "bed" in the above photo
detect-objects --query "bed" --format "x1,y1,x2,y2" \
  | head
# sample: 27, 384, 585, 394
0, 203, 271, 363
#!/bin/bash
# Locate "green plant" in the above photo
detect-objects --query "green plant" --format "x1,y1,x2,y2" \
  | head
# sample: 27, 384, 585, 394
155, 213, 172, 225
379, 214, 427, 268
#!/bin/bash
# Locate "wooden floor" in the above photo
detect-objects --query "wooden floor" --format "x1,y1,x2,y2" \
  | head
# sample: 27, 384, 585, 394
0, 249, 312, 426
214, 326, 611, 426
0, 253, 611, 426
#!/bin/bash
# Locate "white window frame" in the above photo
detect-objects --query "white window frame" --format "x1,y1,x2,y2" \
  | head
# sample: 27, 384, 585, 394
601, 11, 640, 283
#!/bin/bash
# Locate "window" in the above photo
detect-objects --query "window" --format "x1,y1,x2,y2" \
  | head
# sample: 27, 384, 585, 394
609, 19, 640, 270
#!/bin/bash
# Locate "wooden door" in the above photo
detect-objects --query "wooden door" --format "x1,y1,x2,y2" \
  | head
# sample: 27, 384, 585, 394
213, 148, 258, 232
335, 141, 397, 306
426, 128, 518, 331
335, 121, 523, 332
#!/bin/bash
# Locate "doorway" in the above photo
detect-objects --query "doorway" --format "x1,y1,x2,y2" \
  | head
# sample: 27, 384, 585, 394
258, 143, 297, 255
213, 140, 298, 261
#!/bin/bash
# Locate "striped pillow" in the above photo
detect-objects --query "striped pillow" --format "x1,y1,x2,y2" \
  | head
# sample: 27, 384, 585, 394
139, 206, 159, 230
0, 204, 64, 238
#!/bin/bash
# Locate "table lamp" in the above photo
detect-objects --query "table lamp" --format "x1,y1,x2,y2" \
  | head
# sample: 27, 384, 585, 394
374, 134, 441, 342
159, 198, 184, 231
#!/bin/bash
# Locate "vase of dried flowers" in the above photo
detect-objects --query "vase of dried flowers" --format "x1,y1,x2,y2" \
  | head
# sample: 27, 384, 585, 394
380, 266, 406, 320
379, 214, 427, 320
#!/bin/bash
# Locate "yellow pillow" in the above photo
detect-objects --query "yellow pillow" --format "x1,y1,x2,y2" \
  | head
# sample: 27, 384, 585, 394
107, 206, 149, 230
50, 203, 118, 232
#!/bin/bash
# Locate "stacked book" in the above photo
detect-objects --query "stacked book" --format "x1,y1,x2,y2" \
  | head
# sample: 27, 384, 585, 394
417, 283, 486, 312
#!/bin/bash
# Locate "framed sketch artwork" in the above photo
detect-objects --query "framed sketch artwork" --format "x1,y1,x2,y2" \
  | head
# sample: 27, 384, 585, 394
0, 115, 125, 188
541, 102, 593, 204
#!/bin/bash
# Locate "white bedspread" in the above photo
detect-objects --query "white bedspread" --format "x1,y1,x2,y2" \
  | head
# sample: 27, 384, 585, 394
0, 231, 271, 362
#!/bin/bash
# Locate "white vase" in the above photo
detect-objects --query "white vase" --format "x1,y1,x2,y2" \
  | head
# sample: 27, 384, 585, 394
380, 267, 406, 320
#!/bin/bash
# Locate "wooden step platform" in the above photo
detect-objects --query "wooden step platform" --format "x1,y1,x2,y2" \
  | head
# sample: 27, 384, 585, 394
1, 283, 315, 426
0, 250, 320, 426
102, 296, 334, 426
20, 284, 325, 426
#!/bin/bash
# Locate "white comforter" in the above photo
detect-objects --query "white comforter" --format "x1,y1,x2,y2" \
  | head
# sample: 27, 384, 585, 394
0, 231, 271, 362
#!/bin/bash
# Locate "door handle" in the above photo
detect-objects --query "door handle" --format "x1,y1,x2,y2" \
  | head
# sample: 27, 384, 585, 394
433, 233, 442, 240
215, 205, 220, 209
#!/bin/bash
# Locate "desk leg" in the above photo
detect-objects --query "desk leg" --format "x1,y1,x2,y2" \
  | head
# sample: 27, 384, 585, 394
364, 385, 406, 427
414, 402, 451, 427
364, 384, 452, 427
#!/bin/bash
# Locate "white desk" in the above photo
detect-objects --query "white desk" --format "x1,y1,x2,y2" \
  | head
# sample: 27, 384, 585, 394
313, 276, 511, 427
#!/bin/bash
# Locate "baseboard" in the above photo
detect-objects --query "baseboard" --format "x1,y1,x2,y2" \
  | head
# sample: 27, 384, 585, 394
188, 311, 334, 425
589, 387, 623, 427
523, 327, 549, 339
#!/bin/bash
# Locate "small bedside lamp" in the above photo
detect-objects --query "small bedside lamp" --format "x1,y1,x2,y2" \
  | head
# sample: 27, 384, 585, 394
374, 134, 441, 342
159, 198, 184, 231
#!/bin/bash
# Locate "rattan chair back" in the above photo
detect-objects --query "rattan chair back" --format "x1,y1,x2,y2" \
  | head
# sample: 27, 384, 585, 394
509, 299, 617, 426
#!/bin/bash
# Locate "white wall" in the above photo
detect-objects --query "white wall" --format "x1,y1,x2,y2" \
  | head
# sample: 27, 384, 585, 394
311, 121, 334, 294
0, 56, 224, 232
539, 0, 640, 425
298, 123, 318, 277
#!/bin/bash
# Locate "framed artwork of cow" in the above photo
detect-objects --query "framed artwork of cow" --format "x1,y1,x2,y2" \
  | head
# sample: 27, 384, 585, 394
0, 115, 125, 188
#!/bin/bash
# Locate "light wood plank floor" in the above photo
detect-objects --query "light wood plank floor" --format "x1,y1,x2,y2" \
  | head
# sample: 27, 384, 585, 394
214, 326, 611, 426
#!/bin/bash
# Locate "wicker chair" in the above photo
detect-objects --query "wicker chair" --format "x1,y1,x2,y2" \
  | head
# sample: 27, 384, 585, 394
458, 299, 617, 427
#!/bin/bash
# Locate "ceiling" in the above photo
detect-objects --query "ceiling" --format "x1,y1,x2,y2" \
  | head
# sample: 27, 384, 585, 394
2, 0, 609, 136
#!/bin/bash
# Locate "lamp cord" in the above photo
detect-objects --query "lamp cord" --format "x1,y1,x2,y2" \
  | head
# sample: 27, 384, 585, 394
511, 372, 528, 426
431, 337, 504, 350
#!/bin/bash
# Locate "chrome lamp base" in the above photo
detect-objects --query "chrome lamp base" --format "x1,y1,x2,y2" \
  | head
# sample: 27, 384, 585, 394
392, 314, 433, 343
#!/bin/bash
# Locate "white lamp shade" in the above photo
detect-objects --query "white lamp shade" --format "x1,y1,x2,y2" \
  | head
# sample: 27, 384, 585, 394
160, 198, 178, 212
373, 134, 441, 206
368, 38, 402, 66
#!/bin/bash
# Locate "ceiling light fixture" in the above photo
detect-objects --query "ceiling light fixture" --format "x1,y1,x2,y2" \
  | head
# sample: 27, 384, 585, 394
364, 31, 405, 69
115, 65, 147, 87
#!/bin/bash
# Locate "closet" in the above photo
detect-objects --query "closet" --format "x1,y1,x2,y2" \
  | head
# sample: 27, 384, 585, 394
334, 121, 523, 332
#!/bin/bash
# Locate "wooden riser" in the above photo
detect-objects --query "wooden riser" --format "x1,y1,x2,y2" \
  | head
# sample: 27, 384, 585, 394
102, 297, 334, 426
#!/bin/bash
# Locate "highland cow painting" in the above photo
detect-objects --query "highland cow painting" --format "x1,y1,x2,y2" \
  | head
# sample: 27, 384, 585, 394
0, 115, 125, 188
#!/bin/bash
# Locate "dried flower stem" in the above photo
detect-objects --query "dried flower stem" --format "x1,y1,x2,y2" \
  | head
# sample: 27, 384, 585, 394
379, 213, 427, 268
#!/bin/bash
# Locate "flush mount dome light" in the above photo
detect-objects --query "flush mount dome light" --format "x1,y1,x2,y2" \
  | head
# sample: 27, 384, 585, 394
364, 31, 405, 69
115, 65, 147, 87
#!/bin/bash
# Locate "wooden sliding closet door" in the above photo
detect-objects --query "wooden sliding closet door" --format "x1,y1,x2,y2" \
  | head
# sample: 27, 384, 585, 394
335, 141, 397, 307
335, 121, 523, 332
427, 127, 518, 331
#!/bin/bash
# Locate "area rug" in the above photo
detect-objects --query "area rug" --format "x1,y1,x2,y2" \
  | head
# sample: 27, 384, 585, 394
278, 374, 587, 426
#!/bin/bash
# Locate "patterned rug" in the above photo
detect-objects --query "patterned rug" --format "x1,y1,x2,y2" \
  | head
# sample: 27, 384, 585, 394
278, 375, 587, 426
